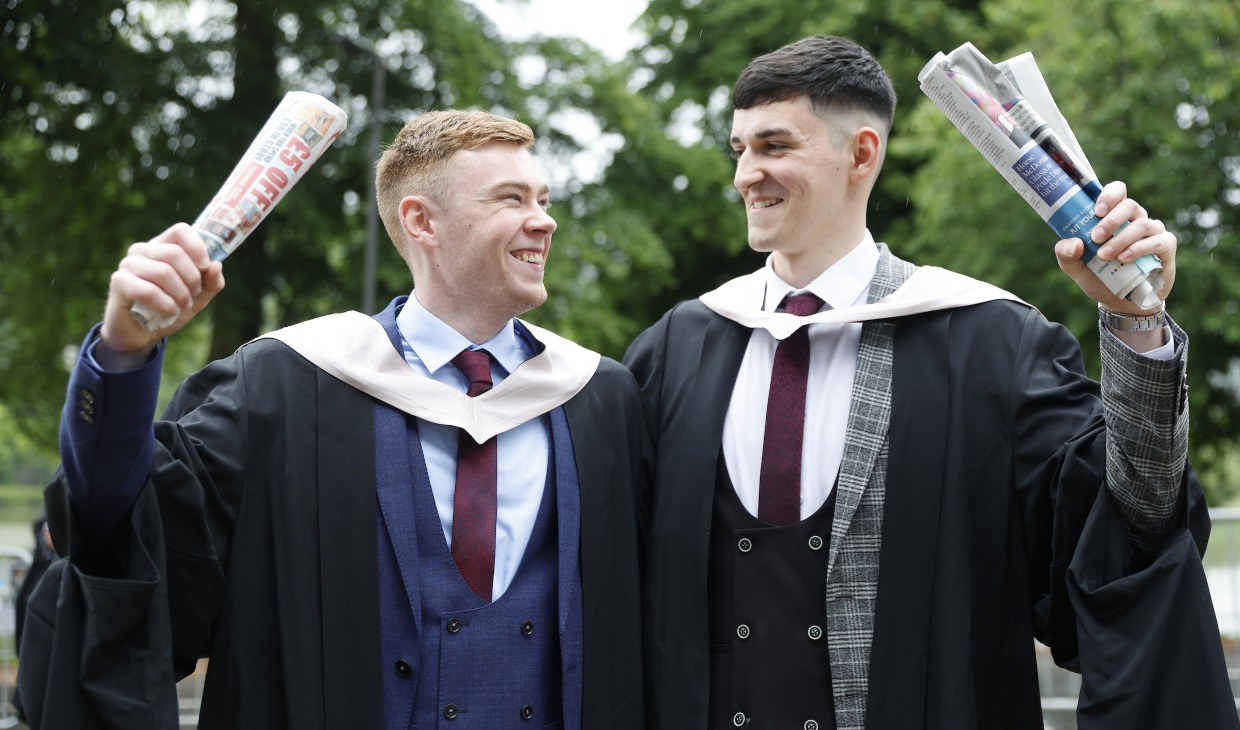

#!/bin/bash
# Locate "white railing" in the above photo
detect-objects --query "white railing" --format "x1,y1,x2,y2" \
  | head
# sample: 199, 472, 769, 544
0, 547, 32, 729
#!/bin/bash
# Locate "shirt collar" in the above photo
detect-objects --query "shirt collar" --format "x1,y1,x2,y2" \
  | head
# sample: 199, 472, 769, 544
395, 291, 532, 376
762, 231, 880, 312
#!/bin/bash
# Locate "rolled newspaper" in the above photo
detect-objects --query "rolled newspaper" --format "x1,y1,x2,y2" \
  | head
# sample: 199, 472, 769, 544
946, 44, 1104, 200
130, 91, 349, 331
918, 45, 1163, 309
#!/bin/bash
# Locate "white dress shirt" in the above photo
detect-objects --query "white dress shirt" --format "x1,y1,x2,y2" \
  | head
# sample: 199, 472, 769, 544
395, 292, 550, 599
722, 234, 880, 521
720, 231, 1175, 523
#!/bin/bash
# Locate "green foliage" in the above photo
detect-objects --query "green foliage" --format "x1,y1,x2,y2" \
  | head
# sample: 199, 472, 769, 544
0, 0, 676, 450
896, 0, 1240, 500
3, 0, 1237, 501
0, 405, 57, 487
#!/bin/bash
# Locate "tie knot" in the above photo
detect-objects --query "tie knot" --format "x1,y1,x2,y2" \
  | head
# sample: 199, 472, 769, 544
783, 292, 824, 317
452, 349, 494, 397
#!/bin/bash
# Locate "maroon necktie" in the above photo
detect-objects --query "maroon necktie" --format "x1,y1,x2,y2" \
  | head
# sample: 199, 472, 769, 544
758, 292, 824, 526
451, 348, 498, 601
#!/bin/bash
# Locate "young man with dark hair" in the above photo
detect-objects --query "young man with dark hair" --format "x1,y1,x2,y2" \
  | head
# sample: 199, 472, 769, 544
627, 35, 1233, 730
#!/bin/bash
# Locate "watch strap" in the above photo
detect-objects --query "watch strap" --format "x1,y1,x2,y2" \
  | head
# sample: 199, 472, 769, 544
1098, 303, 1167, 332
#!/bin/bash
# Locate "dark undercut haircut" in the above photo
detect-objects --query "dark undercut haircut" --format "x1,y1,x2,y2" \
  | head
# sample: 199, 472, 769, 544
732, 35, 897, 133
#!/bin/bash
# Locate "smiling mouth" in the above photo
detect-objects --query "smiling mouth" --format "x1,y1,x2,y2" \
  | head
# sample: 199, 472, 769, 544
513, 251, 544, 264
751, 198, 782, 209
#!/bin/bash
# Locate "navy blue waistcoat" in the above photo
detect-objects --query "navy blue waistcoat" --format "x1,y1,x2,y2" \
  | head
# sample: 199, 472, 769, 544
410, 418, 560, 728
371, 303, 585, 729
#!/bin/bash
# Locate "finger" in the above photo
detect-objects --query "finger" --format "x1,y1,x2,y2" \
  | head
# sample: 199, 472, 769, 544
1053, 237, 1136, 308
1097, 218, 1172, 263
1054, 237, 1084, 266
1092, 180, 1128, 219
1054, 238, 1094, 284
101, 225, 212, 350
188, 262, 226, 315
144, 222, 213, 283
118, 242, 205, 308
154, 222, 213, 270
110, 268, 187, 319
1116, 229, 1176, 267
1090, 197, 1147, 245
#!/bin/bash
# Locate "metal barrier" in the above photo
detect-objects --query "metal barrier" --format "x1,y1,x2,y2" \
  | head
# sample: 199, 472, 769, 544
1205, 508, 1240, 639
0, 546, 32, 729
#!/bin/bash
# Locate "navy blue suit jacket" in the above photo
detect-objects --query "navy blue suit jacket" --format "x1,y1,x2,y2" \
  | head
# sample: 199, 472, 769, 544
20, 298, 647, 729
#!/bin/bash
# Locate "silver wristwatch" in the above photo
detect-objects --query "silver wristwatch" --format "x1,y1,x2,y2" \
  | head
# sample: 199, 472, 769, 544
1098, 303, 1167, 332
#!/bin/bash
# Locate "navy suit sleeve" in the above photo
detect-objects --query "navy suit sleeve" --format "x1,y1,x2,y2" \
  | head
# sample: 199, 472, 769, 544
58, 324, 164, 547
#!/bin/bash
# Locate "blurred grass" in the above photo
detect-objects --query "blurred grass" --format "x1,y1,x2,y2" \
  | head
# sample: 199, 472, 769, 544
0, 486, 44, 519
0, 485, 46, 548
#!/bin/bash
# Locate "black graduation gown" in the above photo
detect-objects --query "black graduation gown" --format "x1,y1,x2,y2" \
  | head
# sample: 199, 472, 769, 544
625, 297, 1235, 730
18, 337, 647, 729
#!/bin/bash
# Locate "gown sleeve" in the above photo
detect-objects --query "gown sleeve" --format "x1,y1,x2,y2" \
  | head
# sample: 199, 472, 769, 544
18, 344, 252, 729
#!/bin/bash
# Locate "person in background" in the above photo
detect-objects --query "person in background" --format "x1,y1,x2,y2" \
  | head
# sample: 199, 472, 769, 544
13, 515, 54, 655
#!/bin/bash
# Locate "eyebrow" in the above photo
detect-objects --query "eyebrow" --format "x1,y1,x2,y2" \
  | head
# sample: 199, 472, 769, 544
730, 126, 798, 145
483, 180, 551, 198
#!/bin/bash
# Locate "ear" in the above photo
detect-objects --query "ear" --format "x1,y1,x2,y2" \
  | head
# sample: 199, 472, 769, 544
399, 195, 438, 252
849, 127, 884, 184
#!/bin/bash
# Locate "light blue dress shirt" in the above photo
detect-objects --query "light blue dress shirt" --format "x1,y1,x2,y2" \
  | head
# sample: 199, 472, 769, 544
394, 292, 551, 599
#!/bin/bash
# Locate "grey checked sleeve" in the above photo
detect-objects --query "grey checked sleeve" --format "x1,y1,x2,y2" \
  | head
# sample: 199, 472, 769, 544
1099, 317, 1190, 553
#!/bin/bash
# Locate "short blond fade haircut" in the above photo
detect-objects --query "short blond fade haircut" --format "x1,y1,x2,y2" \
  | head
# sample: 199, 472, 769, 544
375, 110, 536, 250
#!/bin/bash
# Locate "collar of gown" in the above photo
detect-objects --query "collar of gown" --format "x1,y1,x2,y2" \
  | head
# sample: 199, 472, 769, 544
257, 312, 600, 443
700, 265, 1028, 340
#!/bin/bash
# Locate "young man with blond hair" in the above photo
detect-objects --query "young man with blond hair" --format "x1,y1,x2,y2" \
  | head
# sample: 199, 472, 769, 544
21, 110, 646, 730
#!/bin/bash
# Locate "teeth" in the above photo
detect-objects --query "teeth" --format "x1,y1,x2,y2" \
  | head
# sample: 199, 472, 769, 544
516, 251, 544, 264
752, 199, 780, 209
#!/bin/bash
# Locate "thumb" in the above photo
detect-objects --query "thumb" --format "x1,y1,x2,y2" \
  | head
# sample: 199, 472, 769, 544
1054, 238, 1087, 276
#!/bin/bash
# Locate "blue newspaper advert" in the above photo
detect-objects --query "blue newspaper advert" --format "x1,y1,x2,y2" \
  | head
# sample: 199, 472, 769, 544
918, 44, 1163, 308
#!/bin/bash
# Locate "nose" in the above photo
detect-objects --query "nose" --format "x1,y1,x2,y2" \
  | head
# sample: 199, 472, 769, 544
733, 149, 763, 193
527, 204, 557, 236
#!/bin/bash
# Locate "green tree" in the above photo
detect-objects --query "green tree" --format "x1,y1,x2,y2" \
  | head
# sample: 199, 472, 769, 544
5, 0, 1236, 502
0, 405, 57, 487
897, 0, 1240, 500
0, 0, 676, 456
